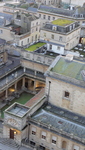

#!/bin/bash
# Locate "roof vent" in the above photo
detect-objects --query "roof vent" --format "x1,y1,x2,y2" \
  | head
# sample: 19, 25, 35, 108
65, 54, 73, 61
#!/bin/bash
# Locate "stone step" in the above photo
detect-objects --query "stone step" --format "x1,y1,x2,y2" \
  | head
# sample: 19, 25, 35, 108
0, 138, 20, 148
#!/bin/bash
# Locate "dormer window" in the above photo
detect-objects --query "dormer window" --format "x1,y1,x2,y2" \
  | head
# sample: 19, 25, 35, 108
48, 16, 50, 20
73, 14, 75, 17
80, 14, 83, 18
52, 26, 56, 31
73, 24, 75, 29
70, 25, 72, 31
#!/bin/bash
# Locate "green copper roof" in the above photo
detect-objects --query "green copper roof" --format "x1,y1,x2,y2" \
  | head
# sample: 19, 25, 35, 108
51, 57, 85, 80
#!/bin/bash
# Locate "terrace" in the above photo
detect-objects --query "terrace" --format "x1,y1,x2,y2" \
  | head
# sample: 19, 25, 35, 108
71, 43, 85, 58
25, 42, 46, 52
52, 19, 74, 26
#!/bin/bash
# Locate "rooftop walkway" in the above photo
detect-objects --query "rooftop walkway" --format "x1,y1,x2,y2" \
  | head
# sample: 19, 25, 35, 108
25, 88, 45, 107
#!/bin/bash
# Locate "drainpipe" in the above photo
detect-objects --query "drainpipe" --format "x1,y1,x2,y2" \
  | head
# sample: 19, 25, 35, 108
28, 123, 30, 144
47, 81, 51, 103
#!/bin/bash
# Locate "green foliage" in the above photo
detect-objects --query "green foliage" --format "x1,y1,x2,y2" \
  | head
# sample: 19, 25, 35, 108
52, 19, 74, 26
25, 42, 46, 51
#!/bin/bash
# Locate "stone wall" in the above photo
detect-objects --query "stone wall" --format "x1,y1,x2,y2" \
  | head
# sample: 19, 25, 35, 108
45, 76, 85, 115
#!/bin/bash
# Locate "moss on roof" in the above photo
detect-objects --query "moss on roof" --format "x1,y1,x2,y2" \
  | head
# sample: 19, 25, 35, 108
51, 57, 85, 80
52, 19, 74, 26
25, 42, 46, 51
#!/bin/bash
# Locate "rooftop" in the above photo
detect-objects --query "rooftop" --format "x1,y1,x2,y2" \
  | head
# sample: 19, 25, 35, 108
51, 56, 85, 81
6, 103, 29, 117
25, 42, 46, 51
31, 103, 85, 141
38, 5, 74, 17
52, 19, 74, 26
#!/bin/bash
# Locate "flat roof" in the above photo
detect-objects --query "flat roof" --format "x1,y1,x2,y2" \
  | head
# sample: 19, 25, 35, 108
25, 42, 46, 51
52, 19, 74, 26
51, 57, 85, 81
6, 103, 29, 117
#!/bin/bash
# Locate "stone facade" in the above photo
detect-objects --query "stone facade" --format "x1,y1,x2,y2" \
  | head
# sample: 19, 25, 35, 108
62, 0, 85, 6
28, 123, 85, 150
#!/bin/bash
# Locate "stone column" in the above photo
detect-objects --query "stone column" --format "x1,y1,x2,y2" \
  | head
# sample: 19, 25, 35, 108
24, 67, 26, 73
35, 70, 36, 76
22, 77, 25, 90
33, 80, 36, 91
14, 82, 17, 92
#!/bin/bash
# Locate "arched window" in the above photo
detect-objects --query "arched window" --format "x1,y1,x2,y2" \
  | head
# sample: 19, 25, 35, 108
62, 141, 67, 149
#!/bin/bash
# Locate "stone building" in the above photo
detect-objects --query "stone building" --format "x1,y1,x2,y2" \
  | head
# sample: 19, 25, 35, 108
3, 103, 29, 144
40, 18, 80, 54
26, 55, 85, 150
62, 0, 85, 6
35, 0, 62, 7
0, 11, 40, 47
3, 52, 85, 150
37, 5, 85, 40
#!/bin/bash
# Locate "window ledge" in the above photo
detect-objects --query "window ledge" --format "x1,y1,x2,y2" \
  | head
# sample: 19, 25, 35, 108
63, 97, 70, 101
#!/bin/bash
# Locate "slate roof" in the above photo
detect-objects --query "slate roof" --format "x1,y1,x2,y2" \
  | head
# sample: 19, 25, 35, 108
38, 5, 75, 17
0, 17, 4, 26
27, 7, 38, 13
32, 103, 85, 139
42, 19, 80, 34
0, 39, 6, 45
0, 12, 13, 22
38, 5, 85, 19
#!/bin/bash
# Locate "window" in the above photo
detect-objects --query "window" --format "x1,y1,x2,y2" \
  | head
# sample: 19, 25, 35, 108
21, 41, 23, 46
36, 22, 38, 25
52, 136, 57, 144
36, 27, 38, 31
39, 14, 41, 18
41, 131, 46, 140
0, 30, 3, 34
50, 44, 52, 49
44, 33, 46, 37
32, 36, 33, 43
70, 25, 72, 31
48, 16, 50, 20
35, 34, 37, 41
24, 17, 27, 23
64, 91, 69, 98
52, 26, 56, 31
31, 127, 36, 135
53, 17, 55, 20
28, 38, 29, 43
73, 145, 79, 150
43, 15, 46, 19
59, 36, 62, 41
37, 56, 41, 62
80, 14, 83, 18
32, 29, 34, 33
57, 46, 60, 50
51, 34, 54, 39
62, 141, 67, 149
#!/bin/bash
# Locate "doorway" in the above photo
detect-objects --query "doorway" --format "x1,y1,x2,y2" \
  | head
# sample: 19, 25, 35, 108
10, 129, 14, 139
